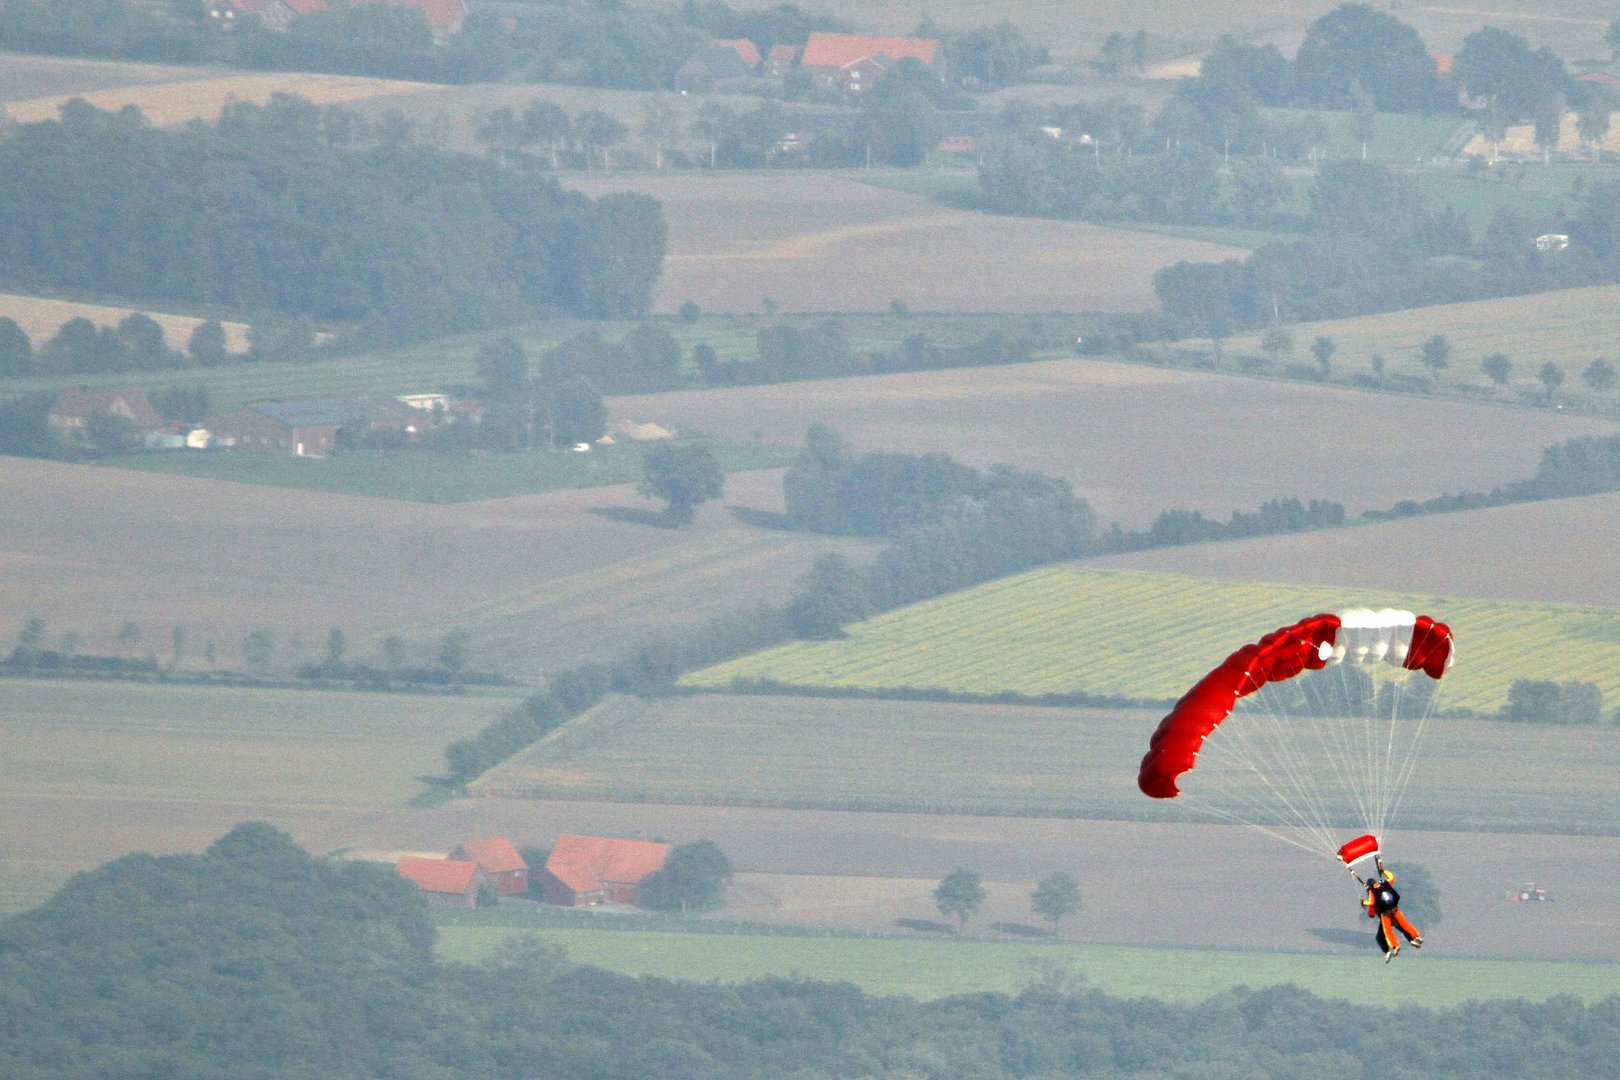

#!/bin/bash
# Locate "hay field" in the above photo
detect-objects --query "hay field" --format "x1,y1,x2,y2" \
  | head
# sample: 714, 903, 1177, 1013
0, 458, 871, 678
0, 292, 250, 355
610, 356, 1617, 527
3, 69, 433, 127
563, 173, 1249, 315
683, 567, 1620, 713
0, 676, 518, 914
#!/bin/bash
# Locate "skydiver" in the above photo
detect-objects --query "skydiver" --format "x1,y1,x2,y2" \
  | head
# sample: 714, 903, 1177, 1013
1355, 857, 1422, 962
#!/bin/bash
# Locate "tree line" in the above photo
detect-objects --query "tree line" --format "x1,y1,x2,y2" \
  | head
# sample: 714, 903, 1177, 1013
0, 97, 665, 349
3, 822, 1614, 1080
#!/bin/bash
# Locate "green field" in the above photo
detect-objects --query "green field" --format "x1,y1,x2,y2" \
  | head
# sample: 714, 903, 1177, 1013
1259, 108, 1470, 165
111, 440, 796, 502
683, 568, 1620, 714
438, 924, 1620, 1006
0, 677, 521, 914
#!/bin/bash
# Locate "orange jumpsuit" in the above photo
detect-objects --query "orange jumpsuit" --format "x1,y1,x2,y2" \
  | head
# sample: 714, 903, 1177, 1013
1364, 880, 1420, 953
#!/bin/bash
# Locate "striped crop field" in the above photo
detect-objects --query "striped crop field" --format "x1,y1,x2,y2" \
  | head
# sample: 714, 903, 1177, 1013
681, 567, 1620, 714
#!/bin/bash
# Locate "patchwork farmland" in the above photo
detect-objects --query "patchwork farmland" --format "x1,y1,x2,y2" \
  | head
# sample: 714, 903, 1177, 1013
0, 677, 520, 915
682, 567, 1620, 713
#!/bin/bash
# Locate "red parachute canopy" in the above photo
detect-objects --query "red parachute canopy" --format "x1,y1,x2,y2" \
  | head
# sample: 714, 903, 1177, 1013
1137, 611, 1453, 800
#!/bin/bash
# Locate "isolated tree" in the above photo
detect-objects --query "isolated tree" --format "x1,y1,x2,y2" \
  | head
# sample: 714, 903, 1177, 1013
242, 630, 275, 673
438, 629, 469, 676
14, 616, 45, 664
1481, 352, 1513, 389
117, 620, 143, 655
1030, 872, 1082, 933
1538, 361, 1566, 402
638, 443, 724, 525
637, 840, 733, 913
169, 625, 186, 671
382, 635, 407, 671
0, 316, 32, 376
1311, 335, 1336, 375
933, 867, 987, 931
323, 627, 347, 670
1386, 862, 1441, 929
188, 318, 228, 367
1419, 334, 1451, 381
1576, 83, 1615, 162
1259, 326, 1294, 365
1581, 357, 1617, 391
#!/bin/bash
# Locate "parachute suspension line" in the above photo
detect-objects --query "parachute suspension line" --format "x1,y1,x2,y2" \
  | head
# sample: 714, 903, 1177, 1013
1374, 671, 1440, 840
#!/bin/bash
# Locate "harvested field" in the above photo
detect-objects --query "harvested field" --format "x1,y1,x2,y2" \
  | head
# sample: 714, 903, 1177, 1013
0, 676, 518, 914
0, 459, 872, 678
685, 567, 1620, 712
353, 795, 1620, 962
564, 173, 1248, 315
610, 356, 1618, 527
1093, 493, 1620, 609
477, 690, 1620, 832
0, 54, 205, 105
1210, 285, 1620, 407
0, 291, 250, 354
3, 69, 432, 126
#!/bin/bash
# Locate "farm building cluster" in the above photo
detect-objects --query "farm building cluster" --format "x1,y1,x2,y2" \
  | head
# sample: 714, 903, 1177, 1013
393, 833, 671, 909
44, 386, 675, 457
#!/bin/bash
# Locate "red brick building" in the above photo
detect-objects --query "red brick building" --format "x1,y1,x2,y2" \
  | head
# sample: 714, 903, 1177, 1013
539, 834, 670, 907
450, 837, 529, 897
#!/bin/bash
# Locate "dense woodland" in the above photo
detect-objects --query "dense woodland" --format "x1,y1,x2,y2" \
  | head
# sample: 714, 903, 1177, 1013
2, 823, 1615, 1080
0, 97, 666, 346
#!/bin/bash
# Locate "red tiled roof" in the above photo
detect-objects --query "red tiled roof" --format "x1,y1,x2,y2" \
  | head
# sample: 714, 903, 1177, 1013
280, 0, 326, 14
254, 0, 465, 32
768, 44, 795, 62
714, 38, 762, 67
544, 834, 669, 894
50, 386, 163, 428
452, 837, 527, 874
396, 856, 480, 894
800, 33, 939, 70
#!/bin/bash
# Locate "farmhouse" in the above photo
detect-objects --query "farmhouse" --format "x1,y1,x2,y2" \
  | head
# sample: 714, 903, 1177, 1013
47, 387, 164, 435
202, 395, 431, 455
539, 833, 669, 907
449, 837, 529, 896
395, 856, 485, 908
799, 32, 941, 94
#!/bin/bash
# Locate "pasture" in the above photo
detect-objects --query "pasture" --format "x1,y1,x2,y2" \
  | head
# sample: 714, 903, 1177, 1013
476, 687, 1620, 835
682, 567, 1620, 714
438, 924, 1620, 1006
0, 676, 519, 914
611, 356, 1617, 527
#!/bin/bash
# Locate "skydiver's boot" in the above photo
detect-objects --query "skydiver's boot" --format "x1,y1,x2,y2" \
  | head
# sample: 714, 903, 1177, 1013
1411, 937, 1423, 949
1384, 946, 1398, 963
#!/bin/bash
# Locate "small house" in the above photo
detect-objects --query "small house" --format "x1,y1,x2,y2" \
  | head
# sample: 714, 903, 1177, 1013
47, 387, 164, 434
396, 856, 486, 908
539, 834, 670, 907
449, 837, 529, 897
799, 32, 940, 93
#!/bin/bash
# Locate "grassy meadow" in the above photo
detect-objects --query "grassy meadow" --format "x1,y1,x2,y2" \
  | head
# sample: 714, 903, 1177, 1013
0, 677, 521, 914
683, 567, 1620, 714
437, 924, 1620, 1006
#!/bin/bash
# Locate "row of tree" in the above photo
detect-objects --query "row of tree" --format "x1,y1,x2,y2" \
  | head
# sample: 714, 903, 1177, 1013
7, 823, 1601, 1080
